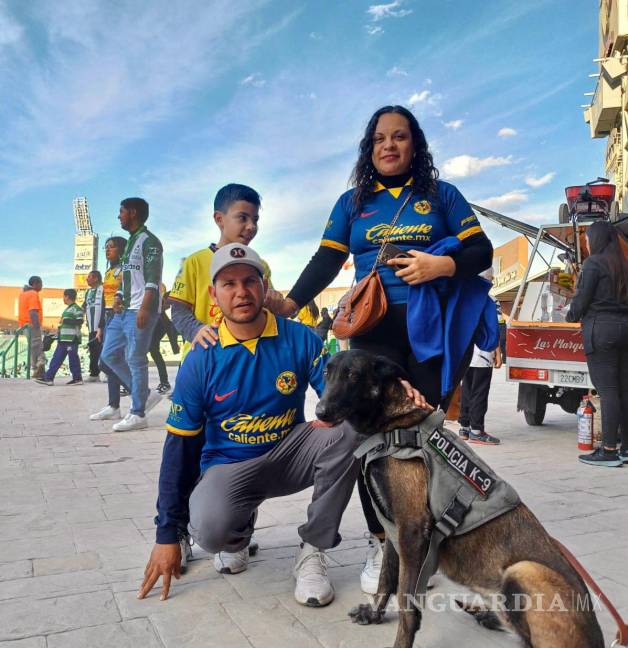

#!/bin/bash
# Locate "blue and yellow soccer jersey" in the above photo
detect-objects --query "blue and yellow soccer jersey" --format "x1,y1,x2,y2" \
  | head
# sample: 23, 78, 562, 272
322, 179, 483, 304
165, 311, 327, 472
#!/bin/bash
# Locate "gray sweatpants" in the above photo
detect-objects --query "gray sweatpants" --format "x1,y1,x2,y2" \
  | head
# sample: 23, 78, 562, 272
188, 421, 360, 553
30, 327, 45, 370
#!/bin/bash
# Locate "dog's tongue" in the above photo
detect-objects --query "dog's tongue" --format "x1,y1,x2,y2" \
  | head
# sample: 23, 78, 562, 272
311, 420, 333, 428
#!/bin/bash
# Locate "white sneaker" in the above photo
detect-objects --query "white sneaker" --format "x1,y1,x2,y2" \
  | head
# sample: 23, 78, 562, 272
179, 535, 193, 573
89, 405, 121, 421
112, 413, 147, 432
293, 542, 334, 607
360, 534, 384, 595
214, 548, 249, 574
144, 390, 162, 414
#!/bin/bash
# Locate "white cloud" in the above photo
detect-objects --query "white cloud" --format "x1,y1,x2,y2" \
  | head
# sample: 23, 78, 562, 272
408, 90, 431, 105
0, 0, 300, 198
367, 1, 413, 21
498, 127, 518, 137
386, 65, 408, 77
309, 31, 321, 40
444, 119, 463, 130
240, 73, 266, 88
441, 154, 513, 178
525, 172, 555, 187
476, 189, 528, 211
365, 25, 384, 36
0, 4, 22, 47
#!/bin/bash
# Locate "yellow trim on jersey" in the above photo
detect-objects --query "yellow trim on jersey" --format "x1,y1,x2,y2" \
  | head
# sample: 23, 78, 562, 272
321, 239, 350, 254
457, 225, 483, 241
218, 309, 278, 354
373, 177, 413, 198
166, 424, 203, 437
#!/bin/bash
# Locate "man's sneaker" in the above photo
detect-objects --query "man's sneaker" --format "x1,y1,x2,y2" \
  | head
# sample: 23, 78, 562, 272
85, 375, 100, 382
89, 405, 122, 421
120, 387, 130, 397
293, 542, 334, 607
156, 382, 171, 395
469, 430, 500, 445
579, 447, 623, 468
112, 413, 147, 432
179, 535, 193, 573
360, 534, 384, 594
619, 448, 628, 464
66, 378, 83, 386
34, 377, 53, 386
145, 390, 162, 414
32, 367, 45, 380
458, 426, 470, 441
214, 548, 249, 575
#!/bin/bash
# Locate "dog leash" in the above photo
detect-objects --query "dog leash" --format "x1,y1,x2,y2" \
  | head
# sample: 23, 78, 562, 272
553, 537, 628, 647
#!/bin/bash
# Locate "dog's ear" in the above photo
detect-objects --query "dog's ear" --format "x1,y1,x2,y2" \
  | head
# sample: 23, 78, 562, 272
374, 355, 409, 384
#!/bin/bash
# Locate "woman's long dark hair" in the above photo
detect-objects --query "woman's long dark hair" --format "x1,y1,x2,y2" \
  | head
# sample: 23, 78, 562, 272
350, 105, 439, 213
105, 236, 127, 268
305, 300, 319, 321
587, 221, 628, 303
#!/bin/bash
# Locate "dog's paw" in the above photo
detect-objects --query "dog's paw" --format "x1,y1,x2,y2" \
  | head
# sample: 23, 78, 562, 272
454, 599, 504, 632
348, 603, 385, 625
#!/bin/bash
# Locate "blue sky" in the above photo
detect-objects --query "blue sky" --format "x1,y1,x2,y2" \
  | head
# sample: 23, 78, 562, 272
0, 0, 605, 290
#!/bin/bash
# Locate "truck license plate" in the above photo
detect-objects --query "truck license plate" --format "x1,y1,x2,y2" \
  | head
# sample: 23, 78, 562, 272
554, 371, 586, 385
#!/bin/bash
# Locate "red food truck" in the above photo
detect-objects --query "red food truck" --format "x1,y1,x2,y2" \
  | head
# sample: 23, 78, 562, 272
472, 179, 628, 425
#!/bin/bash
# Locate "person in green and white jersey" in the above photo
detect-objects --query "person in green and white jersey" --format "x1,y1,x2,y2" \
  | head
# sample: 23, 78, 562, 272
35, 289, 84, 386
100, 198, 164, 432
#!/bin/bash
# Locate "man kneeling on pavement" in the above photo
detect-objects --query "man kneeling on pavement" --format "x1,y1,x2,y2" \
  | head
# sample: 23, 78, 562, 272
139, 243, 426, 606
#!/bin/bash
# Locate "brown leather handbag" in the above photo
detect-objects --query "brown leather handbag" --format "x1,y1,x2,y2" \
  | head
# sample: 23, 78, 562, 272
332, 192, 413, 340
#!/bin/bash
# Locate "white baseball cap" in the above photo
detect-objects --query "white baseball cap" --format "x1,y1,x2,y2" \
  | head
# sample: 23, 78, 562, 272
210, 243, 265, 282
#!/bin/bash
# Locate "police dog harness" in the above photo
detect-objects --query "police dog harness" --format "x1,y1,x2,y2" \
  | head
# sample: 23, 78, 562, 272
354, 410, 521, 601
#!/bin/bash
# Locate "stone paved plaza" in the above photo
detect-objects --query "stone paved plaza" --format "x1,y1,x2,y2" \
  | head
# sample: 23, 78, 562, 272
0, 369, 626, 647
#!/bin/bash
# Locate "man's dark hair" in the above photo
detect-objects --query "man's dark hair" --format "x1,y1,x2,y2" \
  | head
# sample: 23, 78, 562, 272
64, 288, 77, 301
214, 184, 261, 213
88, 270, 102, 282
28, 275, 42, 287
120, 197, 149, 223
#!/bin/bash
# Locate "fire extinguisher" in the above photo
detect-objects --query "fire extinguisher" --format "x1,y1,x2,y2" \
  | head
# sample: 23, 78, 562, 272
577, 398, 593, 450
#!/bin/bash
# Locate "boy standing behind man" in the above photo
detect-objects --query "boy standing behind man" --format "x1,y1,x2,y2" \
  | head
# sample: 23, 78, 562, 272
169, 184, 278, 356
35, 289, 84, 386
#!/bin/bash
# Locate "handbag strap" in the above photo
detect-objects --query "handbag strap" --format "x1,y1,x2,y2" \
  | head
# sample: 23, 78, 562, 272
370, 189, 414, 272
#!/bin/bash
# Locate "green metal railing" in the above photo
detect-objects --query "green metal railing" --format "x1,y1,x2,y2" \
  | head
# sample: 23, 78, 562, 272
0, 325, 31, 378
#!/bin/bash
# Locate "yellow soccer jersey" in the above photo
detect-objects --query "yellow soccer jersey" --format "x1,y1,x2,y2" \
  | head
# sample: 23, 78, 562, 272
170, 245, 273, 359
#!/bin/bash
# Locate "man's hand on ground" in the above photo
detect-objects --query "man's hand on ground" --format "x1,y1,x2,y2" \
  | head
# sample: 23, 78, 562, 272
138, 543, 181, 601
191, 324, 219, 349
398, 379, 433, 411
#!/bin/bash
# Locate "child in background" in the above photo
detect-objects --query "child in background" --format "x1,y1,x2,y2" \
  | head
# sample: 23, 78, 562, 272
35, 289, 84, 386
83, 270, 104, 381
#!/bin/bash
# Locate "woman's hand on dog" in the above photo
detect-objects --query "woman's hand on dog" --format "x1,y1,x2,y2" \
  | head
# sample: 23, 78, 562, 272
398, 379, 433, 410
137, 543, 181, 601
388, 250, 455, 285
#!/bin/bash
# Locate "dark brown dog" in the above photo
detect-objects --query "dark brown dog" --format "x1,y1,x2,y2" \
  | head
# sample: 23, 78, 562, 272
315, 350, 604, 648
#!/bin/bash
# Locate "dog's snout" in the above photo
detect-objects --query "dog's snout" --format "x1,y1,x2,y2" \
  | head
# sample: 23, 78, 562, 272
315, 401, 329, 421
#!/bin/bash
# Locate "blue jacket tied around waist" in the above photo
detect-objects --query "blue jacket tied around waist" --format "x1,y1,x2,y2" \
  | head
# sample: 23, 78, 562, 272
407, 236, 499, 399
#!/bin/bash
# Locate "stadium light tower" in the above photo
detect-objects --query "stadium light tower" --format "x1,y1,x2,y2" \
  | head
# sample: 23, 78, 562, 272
72, 197, 99, 302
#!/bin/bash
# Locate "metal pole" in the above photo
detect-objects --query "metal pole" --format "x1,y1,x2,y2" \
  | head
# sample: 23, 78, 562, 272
12, 333, 18, 377
25, 326, 31, 379
510, 227, 544, 322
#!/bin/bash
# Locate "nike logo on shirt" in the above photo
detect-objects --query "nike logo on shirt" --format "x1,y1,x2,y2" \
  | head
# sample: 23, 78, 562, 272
360, 210, 379, 218
214, 389, 237, 402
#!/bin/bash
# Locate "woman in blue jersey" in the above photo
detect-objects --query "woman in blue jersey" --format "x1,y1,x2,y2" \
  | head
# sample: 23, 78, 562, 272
271, 105, 493, 593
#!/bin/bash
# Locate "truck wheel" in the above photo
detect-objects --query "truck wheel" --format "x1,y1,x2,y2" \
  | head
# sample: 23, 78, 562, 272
559, 203, 570, 224
609, 201, 620, 223
524, 399, 546, 426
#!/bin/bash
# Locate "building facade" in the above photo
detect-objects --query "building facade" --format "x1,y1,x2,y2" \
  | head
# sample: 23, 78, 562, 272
584, 0, 628, 209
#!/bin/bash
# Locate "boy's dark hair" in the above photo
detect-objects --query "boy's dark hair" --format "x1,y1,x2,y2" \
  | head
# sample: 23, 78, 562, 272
28, 275, 42, 287
214, 184, 261, 213
120, 197, 149, 223
64, 288, 77, 301
88, 270, 102, 282
105, 236, 127, 252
